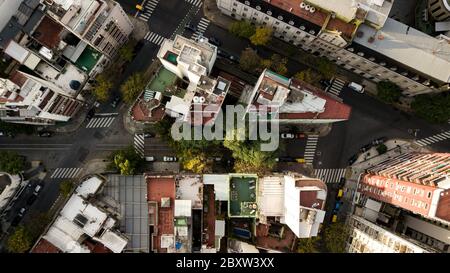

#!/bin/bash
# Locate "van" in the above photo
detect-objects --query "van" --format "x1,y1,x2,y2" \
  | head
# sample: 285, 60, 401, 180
348, 82, 365, 93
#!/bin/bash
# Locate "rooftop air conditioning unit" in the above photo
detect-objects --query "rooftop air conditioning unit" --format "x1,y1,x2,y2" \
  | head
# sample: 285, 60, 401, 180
193, 96, 200, 103
310, 7, 316, 13
305, 5, 311, 11
199, 97, 206, 103
300, 2, 306, 9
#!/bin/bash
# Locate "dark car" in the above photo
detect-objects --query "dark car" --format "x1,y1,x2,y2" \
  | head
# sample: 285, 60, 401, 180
360, 143, 372, 153
208, 37, 222, 47
26, 194, 38, 206
333, 201, 343, 213
111, 96, 121, 108
86, 108, 95, 120
217, 49, 231, 59
11, 216, 22, 226
38, 131, 52, 137
184, 23, 197, 33
372, 137, 387, 146
276, 157, 295, 162
144, 133, 155, 138
339, 177, 346, 187
348, 154, 358, 165
319, 79, 332, 88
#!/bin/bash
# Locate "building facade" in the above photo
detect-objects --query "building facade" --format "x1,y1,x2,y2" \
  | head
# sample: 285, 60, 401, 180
217, 0, 450, 96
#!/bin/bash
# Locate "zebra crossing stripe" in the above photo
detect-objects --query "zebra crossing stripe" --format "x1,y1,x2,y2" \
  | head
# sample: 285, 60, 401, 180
186, 0, 203, 7
134, 134, 145, 158
304, 135, 319, 164
415, 130, 450, 147
50, 168, 82, 179
314, 169, 346, 183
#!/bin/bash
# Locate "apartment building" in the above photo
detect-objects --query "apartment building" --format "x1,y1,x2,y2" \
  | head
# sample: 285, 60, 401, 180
217, 0, 450, 96
240, 69, 351, 124
157, 35, 230, 125
356, 152, 450, 224
44, 0, 134, 61
32, 175, 129, 253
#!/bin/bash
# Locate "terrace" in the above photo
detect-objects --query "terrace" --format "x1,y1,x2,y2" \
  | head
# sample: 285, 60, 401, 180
229, 175, 258, 218
256, 222, 297, 253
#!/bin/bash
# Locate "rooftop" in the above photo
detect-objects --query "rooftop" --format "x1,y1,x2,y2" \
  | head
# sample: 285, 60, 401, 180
176, 175, 203, 209
33, 16, 64, 49
229, 175, 258, 218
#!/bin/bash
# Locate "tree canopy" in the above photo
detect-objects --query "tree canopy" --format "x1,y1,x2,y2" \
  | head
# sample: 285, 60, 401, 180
239, 48, 262, 73
120, 72, 146, 104
323, 223, 350, 253
229, 21, 256, 39
377, 81, 402, 104
7, 226, 32, 253
59, 180, 74, 197
91, 73, 113, 102
412, 93, 450, 124
250, 26, 272, 46
109, 146, 143, 175
269, 54, 288, 76
316, 57, 336, 79
0, 151, 25, 174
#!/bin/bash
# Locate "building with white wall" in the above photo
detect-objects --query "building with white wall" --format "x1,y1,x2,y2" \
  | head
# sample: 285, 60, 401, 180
217, 0, 450, 96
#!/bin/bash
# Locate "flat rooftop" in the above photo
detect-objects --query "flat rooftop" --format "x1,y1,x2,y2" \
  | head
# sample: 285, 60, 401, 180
33, 16, 63, 49
176, 176, 203, 209
229, 175, 258, 217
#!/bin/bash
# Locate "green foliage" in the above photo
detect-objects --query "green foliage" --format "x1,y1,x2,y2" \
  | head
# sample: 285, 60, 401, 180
250, 26, 272, 46
223, 129, 276, 176
118, 40, 136, 63
377, 81, 402, 104
411, 93, 450, 124
92, 73, 113, 102
229, 21, 256, 38
376, 144, 388, 155
59, 180, 74, 197
269, 54, 288, 76
7, 226, 32, 253
0, 120, 35, 135
297, 236, 320, 253
316, 57, 336, 79
294, 69, 322, 84
120, 72, 146, 104
0, 151, 25, 174
109, 146, 143, 175
239, 48, 262, 73
27, 213, 51, 239
323, 223, 350, 253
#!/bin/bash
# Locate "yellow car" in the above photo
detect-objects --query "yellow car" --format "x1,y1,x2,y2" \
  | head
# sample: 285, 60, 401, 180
331, 214, 338, 223
296, 158, 306, 163
337, 189, 344, 198
136, 4, 143, 11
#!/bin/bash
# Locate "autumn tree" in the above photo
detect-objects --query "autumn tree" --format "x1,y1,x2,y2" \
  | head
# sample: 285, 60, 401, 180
323, 223, 350, 253
7, 226, 32, 253
229, 21, 256, 38
91, 74, 113, 102
270, 54, 288, 76
120, 72, 146, 104
250, 26, 272, 46
59, 180, 74, 197
239, 48, 262, 73
0, 151, 25, 174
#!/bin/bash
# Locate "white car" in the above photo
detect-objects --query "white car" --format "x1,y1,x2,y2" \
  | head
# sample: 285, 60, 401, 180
281, 133, 295, 139
145, 156, 155, 162
33, 185, 42, 195
163, 156, 178, 162
348, 82, 365, 93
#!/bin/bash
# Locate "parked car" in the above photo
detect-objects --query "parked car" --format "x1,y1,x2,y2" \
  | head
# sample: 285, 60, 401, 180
135, 4, 144, 11
336, 189, 344, 200
319, 79, 332, 88
208, 37, 222, 47
163, 156, 178, 162
18, 207, 26, 217
331, 213, 338, 223
333, 201, 343, 212
348, 82, 365, 93
217, 49, 230, 59
281, 133, 295, 139
145, 156, 155, 162
111, 96, 120, 108
360, 143, 372, 153
144, 133, 155, 138
26, 194, 37, 206
275, 157, 295, 162
372, 137, 387, 146
184, 23, 197, 32
33, 185, 42, 195
38, 131, 52, 137
86, 108, 95, 120
296, 133, 306, 138
348, 154, 358, 165
296, 158, 306, 164
339, 177, 346, 187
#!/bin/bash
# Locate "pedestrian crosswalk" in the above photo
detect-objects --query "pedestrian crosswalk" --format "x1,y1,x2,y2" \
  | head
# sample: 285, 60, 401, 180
144, 31, 166, 46
138, 0, 159, 22
185, 0, 203, 7
134, 134, 145, 158
314, 169, 346, 184
304, 135, 319, 164
192, 18, 210, 40
327, 78, 346, 97
50, 168, 82, 179
86, 116, 116, 129
415, 131, 450, 147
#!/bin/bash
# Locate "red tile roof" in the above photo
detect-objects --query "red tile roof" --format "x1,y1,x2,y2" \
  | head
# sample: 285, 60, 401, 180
280, 79, 352, 121
32, 239, 61, 253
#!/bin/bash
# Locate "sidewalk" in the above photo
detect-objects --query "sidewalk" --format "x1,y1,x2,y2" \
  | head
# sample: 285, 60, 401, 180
203, 0, 414, 113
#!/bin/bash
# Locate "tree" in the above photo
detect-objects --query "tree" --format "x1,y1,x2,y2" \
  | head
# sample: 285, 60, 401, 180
316, 57, 336, 79
270, 54, 288, 76
297, 236, 320, 253
239, 48, 262, 73
412, 93, 450, 124
294, 69, 321, 85
120, 72, 146, 104
182, 151, 209, 174
260, 59, 273, 70
376, 144, 388, 155
0, 151, 25, 174
27, 213, 51, 239
109, 146, 143, 175
250, 26, 272, 46
229, 21, 256, 39
59, 180, 74, 197
118, 40, 136, 63
377, 81, 402, 104
91, 74, 113, 102
323, 223, 350, 253
7, 226, 32, 253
